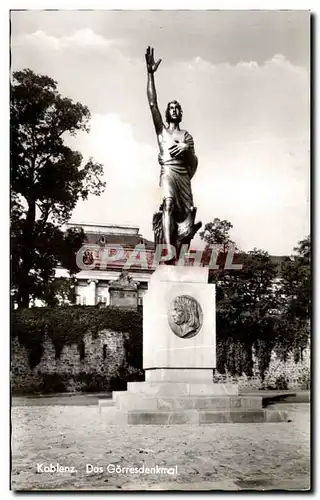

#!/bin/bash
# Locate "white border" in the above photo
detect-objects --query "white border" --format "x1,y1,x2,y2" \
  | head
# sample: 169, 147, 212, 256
3, 3, 315, 499
2, 0, 316, 9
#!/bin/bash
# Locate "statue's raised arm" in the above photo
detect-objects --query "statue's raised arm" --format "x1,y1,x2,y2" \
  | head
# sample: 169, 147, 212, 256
146, 46, 202, 262
145, 46, 163, 135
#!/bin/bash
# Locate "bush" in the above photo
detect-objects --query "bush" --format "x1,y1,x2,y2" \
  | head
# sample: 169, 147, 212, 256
273, 375, 289, 390
109, 364, 144, 392
27, 344, 44, 369
41, 373, 68, 393
11, 377, 43, 395
74, 372, 110, 393
297, 366, 311, 390
123, 330, 142, 370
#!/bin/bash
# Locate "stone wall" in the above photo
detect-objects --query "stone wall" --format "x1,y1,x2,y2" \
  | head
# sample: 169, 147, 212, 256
11, 332, 310, 394
11, 329, 127, 394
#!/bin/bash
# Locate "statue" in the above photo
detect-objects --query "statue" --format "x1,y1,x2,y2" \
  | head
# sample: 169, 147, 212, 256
145, 46, 202, 263
109, 270, 137, 290
108, 271, 138, 309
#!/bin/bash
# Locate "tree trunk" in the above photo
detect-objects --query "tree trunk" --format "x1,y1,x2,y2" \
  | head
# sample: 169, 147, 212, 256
17, 199, 36, 308
244, 341, 254, 377
17, 265, 31, 308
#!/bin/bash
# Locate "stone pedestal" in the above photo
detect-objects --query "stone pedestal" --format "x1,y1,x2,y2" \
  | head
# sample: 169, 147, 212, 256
109, 271, 138, 309
101, 266, 288, 425
143, 266, 215, 369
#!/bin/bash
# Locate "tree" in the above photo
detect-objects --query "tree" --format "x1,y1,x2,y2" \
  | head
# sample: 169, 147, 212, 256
276, 235, 311, 361
282, 235, 310, 321
214, 249, 281, 379
201, 218, 310, 381
199, 218, 235, 254
41, 277, 77, 307
11, 69, 106, 308
200, 218, 284, 379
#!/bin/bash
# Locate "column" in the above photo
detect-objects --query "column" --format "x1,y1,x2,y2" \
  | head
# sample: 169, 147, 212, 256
87, 279, 98, 305
105, 285, 110, 305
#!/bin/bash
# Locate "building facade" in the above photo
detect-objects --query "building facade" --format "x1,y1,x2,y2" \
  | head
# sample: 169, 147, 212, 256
57, 222, 155, 306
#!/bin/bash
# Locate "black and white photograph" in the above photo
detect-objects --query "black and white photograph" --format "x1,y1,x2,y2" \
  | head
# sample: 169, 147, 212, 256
10, 8, 311, 491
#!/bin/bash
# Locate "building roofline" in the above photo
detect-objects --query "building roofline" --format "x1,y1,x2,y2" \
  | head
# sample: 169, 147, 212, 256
67, 222, 140, 229
66, 222, 141, 235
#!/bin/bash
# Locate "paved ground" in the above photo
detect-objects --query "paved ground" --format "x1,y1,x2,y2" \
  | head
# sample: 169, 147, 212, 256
11, 390, 310, 406
11, 393, 112, 406
11, 400, 310, 491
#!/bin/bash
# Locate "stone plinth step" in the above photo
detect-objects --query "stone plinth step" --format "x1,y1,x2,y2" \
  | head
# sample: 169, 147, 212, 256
98, 399, 116, 409
113, 393, 263, 411
99, 406, 127, 426
127, 409, 289, 425
124, 382, 238, 397
145, 368, 214, 383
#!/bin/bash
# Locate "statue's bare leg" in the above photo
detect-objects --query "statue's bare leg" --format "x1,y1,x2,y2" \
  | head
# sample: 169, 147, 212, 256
162, 197, 174, 249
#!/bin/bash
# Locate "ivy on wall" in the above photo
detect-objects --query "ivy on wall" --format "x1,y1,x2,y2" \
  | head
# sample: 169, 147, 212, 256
11, 306, 143, 368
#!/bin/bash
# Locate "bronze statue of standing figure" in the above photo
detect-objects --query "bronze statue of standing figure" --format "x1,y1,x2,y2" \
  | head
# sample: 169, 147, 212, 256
145, 46, 202, 263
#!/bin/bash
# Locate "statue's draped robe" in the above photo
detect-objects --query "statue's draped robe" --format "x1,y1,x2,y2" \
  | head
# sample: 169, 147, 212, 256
158, 130, 197, 227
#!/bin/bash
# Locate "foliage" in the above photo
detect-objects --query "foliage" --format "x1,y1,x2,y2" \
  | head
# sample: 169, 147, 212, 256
41, 277, 77, 307
123, 329, 142, 370
11, 305, 145, 394
212, 246, 280, 379
201, 218, 310, 381
296, 366, 311, 390
199, 218, 235, 253
41, 373, 68, 393
277, 235, 311, 361
11, 307, 47, 367
281, 235, 310, 320
273, 374, 289, 390
73, 372, 110, 393
11, 305, 143, 367
10, 69, 106, 308
109, 364, 144, 392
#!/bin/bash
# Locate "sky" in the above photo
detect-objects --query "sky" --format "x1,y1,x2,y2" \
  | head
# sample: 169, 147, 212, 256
10, 10, 310, 254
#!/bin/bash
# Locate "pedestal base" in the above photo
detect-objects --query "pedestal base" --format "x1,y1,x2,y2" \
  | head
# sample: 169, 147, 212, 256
126, 408, 288, 425
100, 375, 289, 425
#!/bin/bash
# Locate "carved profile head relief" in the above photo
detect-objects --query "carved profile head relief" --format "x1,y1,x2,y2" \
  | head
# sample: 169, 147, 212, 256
168, 295, 203, 339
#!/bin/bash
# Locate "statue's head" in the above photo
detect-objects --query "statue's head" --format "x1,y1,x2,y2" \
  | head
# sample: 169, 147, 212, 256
171, 295, 200, 330
165, 100, 183, 124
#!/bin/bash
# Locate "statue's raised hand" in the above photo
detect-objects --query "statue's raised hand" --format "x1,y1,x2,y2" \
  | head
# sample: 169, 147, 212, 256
145, 46, 162, 73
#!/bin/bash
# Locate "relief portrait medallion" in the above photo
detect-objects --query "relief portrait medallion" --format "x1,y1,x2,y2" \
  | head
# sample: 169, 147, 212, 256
168, 295, 203, 339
